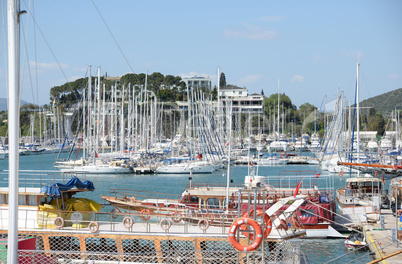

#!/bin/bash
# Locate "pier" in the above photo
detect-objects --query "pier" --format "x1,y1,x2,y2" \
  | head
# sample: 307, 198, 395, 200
364, 209, 402, 263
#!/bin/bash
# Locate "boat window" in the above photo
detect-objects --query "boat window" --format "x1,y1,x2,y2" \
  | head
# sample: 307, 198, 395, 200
300, 209, 316, 218
206, 198, 220, 209
85, 237, 117, 254
190, 196, 199, 203
49, 236, 80, 251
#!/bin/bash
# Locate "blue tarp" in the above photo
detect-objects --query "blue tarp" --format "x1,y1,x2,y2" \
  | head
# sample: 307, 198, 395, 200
41, 176, 95, 198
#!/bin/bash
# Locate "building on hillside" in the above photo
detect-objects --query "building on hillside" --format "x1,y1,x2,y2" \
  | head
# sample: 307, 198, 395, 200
219, 85, 264, 114
182, 76, 212, 90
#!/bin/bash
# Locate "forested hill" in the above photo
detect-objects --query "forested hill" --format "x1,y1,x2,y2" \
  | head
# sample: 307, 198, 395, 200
360, 87, 402, 114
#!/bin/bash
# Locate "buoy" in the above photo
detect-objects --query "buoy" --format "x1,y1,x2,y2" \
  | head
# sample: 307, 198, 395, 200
140, 209, 151, 221
88, 221, 99, 233
242, 209, 272, 238
171, 211, 182, 223
123, 216, 134, 229
54, 217, 64, 229
228, 217, 263, 252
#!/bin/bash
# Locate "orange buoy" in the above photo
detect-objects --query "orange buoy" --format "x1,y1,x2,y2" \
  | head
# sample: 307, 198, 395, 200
140, 209, 151, 221
242, 209, 272, 239
171, 211, 182, 223
228, 217, 263, 252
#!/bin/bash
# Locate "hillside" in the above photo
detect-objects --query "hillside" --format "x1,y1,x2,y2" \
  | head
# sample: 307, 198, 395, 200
360, 87, 402, 115
0, 98, 30, 112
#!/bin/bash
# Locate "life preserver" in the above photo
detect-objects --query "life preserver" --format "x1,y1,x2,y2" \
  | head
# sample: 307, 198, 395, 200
171, 211, 182, 223
123, 216, 134, 228
160, 218, 172, 231
88, 221, 99, 233
228, 218, 263, 252
198, 218, 210, 230
292, 215, 302, 229
204, 212, 214, 225
140, 209, 151, 221
54, 217, 64, 229
278, 219, 289, 231
111, 208, 120, 219
339, 170, 344, 177
242, 210, 272, 239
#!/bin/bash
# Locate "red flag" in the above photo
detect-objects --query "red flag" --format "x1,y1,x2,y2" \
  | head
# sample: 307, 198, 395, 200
294, 180, 302, 198
382, 172, 385, 183
95, 151, 98, 158
315, 173, 321, 178
226, 142, 230, 146
250, 162, 253, 167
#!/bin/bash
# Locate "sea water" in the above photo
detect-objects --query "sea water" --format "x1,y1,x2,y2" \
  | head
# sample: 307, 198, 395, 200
0, 152, 375, 263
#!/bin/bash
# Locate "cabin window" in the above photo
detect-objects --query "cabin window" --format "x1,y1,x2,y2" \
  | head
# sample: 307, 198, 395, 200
85, 237, 117, 254
300, 209, 316, 218
122, 239, 157, 262
49, 236, 80, 251
190, 196, 199, 203
206, 198, 220, 209
161, 240, 195, 261
199, 198, 205, 207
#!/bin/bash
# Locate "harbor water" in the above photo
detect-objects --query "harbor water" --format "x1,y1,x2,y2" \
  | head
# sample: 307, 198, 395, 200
0, 152, 377, 263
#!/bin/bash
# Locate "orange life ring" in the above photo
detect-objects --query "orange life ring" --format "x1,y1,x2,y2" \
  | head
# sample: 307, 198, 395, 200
242, 209, 272, 239
88, 221, 99, 233
198, 218, 210, 230
339, 170, 344, 177
140, 209, 151, 221
204, 212, 214, 225
228, 217, 263, 252
278, 219, 289, 231
292, 215, 302, 229
123, 216, 134, 228
160, 218, 172, 231
171, 211, 182, 223
54, 217, 64, 229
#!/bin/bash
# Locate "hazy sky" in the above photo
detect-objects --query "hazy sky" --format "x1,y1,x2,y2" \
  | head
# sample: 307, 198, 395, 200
1, 0, 401, 109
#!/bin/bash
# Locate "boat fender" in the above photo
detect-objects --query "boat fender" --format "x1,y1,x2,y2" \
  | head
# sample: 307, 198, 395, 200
88, 221, 99, 233
198, 218, 210, 231
123, 216, 134, 229
242, 209, 272, 238
171, 211, 182, 223
160, 218, 172, 231
339, 170, 344, 177
204, 212, 214, 225
228, 217, 263, 252
54, 217, 65, 229
140, 209, 151, 221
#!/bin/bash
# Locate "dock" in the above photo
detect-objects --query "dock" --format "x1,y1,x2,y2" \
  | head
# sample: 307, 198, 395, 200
363, 209, 402, 263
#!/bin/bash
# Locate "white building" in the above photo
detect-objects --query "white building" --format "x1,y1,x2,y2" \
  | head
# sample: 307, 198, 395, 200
219, 85, 264, 114
182, 76, 212, 90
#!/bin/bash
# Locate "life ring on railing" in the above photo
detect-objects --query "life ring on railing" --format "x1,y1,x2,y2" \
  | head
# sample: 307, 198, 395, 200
171, 211, 182, 223
88, 221, 99, 233
242, 209, 272, 239
160, 218, 172, 231
228, 217, 263, 252
339, 170, 344, 177
204, 212, 214, 225
198, 218, 210, 230
140, 209, 151, 221
54, 217, 64, 229
291, 215, 302, 229
111, 208, 120, 219
278, 219, 289, 231
123, 216, 134, 229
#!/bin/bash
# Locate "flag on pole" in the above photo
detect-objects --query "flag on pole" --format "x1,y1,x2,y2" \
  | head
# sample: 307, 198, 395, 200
294, 180, 302, 198
315, 173, 321, 178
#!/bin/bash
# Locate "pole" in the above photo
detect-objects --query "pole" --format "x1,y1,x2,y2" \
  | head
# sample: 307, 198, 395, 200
7, 0, 21, 262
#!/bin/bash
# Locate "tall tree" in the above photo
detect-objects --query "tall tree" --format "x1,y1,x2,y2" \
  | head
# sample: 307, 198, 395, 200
219, 72, 226, 88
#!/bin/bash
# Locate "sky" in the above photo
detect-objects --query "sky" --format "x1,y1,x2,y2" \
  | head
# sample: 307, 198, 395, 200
0, 0, 401, 109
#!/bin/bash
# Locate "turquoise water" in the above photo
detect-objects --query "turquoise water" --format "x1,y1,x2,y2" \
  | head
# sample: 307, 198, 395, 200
0, 153, 375, 263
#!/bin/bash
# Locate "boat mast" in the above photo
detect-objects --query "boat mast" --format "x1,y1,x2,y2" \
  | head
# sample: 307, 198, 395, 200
356, 62, 360, 165
277, 79, 280, 140
7, 0, 23, 261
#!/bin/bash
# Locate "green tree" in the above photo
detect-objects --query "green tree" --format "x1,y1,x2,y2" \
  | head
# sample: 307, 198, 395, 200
219, 72, 226, 88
